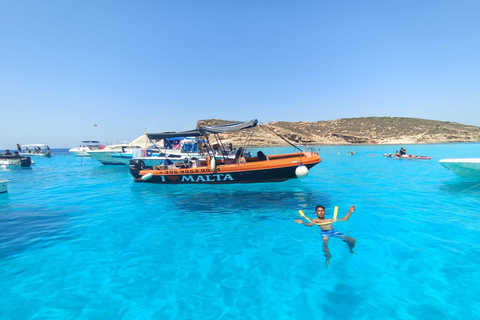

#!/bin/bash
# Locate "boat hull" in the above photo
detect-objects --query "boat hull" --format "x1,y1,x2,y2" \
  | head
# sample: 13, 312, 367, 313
439, 158, 480, 178
87, 150, 126, 165
130, 152, 321, 184
0, 156, 32, 168
19, 152, 52, 157
0, 179, 9, 193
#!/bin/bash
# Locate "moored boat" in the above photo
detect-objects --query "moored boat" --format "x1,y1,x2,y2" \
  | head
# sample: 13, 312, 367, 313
87, 135, 154, 165
130, 120, 322, 184
69, 141, 104, 157
384, 154, 431, 160
110, 137, 204, 166
439, 158, 480, 178
19, 144, 53, 157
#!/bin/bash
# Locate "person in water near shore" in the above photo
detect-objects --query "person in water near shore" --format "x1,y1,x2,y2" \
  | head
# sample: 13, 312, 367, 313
295, 205, 356, 266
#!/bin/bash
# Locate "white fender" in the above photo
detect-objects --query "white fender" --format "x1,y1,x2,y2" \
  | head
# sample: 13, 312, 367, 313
141, 172, 153, 181
210, 156, 216, 172
295, 165, 309, 179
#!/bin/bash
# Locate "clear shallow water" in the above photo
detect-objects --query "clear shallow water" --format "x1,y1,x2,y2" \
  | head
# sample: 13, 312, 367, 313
1, 144, 480, 319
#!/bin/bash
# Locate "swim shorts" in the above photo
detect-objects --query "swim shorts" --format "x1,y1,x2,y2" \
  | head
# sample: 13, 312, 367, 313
321, 229, 344, 238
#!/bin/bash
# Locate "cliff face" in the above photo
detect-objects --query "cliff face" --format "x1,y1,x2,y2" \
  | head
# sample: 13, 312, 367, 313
197, 117, 480, 146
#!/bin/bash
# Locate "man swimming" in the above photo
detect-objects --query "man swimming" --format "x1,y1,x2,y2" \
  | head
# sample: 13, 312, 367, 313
295, 205, 356, 266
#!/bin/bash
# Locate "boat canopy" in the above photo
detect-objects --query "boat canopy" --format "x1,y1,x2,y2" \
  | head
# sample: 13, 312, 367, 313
147, 119, 258, 140
20, 144, 49, 148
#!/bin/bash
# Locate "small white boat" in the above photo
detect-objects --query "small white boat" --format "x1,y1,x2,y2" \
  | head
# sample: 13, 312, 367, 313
69, 141, 104, 157
0, 179, 9, 193
439, 158, 480, 178
19, 144, 53, 157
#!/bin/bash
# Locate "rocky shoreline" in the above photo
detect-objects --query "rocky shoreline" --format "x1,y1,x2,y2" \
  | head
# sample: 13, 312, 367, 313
198, 117, 480, 147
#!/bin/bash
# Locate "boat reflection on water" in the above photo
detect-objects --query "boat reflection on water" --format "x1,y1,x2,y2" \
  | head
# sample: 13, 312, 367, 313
130, 182, 333, 215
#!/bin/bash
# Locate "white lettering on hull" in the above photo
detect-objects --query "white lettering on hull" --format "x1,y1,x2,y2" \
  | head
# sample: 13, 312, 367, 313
176, 174, 234, 182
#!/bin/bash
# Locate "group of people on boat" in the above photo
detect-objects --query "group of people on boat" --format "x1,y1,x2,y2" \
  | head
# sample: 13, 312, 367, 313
384, 147, 410, 158
383, 147, 430, 160
2, 150, 20, 157
16, 144, 51, 155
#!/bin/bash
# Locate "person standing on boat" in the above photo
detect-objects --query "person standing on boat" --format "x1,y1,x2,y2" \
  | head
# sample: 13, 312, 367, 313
17, 144, 21, 152
295, 205, 356, 266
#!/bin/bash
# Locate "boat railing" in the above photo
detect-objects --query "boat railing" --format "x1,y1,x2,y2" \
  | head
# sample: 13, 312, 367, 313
299, 145, 317, 155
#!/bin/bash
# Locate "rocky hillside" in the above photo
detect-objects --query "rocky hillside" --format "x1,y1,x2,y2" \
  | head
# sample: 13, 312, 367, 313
197, 117, 480, 146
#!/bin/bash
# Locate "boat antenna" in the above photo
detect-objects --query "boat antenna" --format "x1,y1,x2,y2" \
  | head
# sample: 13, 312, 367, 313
147, 118, 156, 132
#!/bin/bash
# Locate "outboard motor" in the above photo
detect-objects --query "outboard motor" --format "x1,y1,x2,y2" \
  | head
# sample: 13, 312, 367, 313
129, 159, 146, 170
20, 157, 32, 167
129, 159, 146, 179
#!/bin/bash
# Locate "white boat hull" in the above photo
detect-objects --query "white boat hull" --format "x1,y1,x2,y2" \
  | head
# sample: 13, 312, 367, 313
88, 150, 126, 165
69, 148, 93, 157
439, 158, 480, 178
19, 152, 52, 157
0, 179, 9, 193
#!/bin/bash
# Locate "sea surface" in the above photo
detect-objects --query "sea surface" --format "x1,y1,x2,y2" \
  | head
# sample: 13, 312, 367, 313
1, 144, 479, 319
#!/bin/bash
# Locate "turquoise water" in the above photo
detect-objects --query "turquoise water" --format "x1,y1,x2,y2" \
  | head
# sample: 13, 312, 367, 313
1, 144, 479, 319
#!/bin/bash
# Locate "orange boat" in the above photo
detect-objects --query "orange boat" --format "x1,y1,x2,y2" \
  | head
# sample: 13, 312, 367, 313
130, 120, 322, 184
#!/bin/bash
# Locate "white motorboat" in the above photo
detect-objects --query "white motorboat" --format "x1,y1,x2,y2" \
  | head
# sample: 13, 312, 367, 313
111, 137, 203, 166
87, 135, 154, 165
0, 179, 9, 193
439, 158, 480, 178
19, 144, 53, 157
69, 141, 104, 157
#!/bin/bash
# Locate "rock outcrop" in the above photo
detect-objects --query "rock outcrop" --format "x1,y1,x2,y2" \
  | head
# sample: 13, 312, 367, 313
197, 117, 480, 147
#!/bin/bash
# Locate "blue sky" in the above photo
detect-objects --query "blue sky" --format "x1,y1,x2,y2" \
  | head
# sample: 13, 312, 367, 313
1, 0, 479, 148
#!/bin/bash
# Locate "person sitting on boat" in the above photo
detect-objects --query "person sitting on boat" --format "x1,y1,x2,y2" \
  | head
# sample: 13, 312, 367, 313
13, 151, 19, 156
295, 205, 356, 266
399, 147, 406, 155
197, 141, 205, 156
4, 149, 12, 155
26, 147, 31, 153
